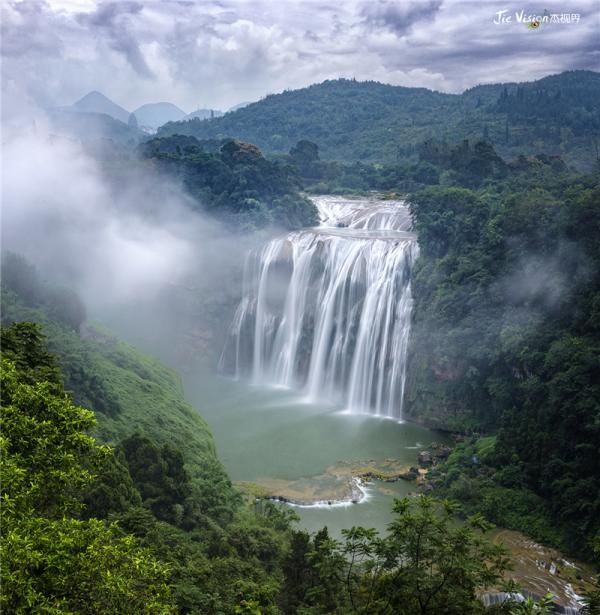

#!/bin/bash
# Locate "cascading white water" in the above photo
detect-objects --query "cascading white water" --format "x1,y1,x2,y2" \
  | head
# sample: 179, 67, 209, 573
222, 195, 419, 419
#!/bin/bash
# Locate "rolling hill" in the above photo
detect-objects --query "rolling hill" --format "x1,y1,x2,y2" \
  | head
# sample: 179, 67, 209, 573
157, 70, 600, 170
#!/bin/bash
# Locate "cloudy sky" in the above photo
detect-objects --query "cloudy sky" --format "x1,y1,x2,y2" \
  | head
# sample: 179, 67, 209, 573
2, 0, 599, 113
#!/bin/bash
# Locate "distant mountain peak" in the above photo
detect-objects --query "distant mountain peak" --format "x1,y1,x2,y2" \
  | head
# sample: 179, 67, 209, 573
74, 90, 122, 106
72, 91, 130, 124
132, 102, 187, 130
79, 90, 106, 99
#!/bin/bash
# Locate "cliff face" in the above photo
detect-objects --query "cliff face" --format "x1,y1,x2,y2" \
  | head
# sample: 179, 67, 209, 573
403, 341, 478, 431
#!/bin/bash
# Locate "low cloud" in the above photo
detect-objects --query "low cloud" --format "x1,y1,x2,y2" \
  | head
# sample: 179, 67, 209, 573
3, 128, 188, 304
0, 94, 260, 363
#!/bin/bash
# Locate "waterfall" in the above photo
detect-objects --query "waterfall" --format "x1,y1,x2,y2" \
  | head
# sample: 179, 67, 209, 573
222, 196, 419, 419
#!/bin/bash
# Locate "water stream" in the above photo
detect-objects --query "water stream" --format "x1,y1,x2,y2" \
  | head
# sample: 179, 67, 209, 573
221, 195, 418, 419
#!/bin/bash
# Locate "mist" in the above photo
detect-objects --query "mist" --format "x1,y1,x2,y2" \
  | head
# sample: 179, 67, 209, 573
1, 109, 259, 370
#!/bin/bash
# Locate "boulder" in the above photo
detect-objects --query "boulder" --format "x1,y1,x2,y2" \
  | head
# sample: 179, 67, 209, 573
418, 451, 433, 466
434, 446, 451, 460
398, 470, 419, 481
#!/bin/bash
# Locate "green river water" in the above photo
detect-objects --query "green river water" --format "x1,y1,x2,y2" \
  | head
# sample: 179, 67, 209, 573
184, 374, 594, 610
185, 372, 450, 538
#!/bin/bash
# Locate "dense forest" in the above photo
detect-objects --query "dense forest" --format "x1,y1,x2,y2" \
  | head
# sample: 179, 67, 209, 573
137, 136, 317, 231
258, 135, 600, 562
398, 148, 600, 560
157, 71, 600, 171
4, 254, 570, 614
3, 67, 600, 613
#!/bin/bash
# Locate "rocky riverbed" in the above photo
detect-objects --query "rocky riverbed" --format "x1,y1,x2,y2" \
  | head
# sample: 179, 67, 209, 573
489, 528, 596, 612
235, 444, 596, 612
234, 457, 428, 506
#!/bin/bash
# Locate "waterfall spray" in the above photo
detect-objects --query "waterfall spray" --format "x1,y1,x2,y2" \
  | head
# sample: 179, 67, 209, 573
222, 196, 418, 419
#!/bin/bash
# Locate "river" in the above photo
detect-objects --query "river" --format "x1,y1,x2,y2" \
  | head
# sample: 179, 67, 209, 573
186, 195, 450, 536
186, 370, 449, 536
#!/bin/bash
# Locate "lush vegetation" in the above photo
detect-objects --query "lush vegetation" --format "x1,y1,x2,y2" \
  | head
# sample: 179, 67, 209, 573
5, 255, 561, 613
402, 148, 600, 559
1, 334, 511, 613
157, 71, 600, 171
1, 252, 226, 489
268, 138, 513, 195
280, 498, 510, 615
1, 325, 174, 613
137, 135, 317, 230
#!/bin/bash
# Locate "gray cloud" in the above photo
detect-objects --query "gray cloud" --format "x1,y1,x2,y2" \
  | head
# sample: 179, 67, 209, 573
1, 0, 598, 112
1, 1, 63, 57
76, 1, 155, 78
362, 0, 443, 35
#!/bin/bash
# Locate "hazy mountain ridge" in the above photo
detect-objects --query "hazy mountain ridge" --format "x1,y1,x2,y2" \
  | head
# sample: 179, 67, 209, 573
133, 102, 187, 129
72, 90, 131, 124
185, 108, 224, 121
47, 108, 143, 153
157, 70, 600, 170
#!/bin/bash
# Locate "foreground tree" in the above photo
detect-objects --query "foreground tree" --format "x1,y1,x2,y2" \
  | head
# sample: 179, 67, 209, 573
343, 497, 510, 615
0, 324, 174, 614
281, 496, 510, 614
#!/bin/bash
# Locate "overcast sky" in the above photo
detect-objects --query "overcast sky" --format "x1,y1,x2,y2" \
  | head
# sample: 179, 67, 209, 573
2, 0, 599, 113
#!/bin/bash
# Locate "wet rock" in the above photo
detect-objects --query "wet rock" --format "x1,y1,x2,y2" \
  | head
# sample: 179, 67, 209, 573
434, 446, 451, 460
418, 451, 433, 466
398, 470, 419, 481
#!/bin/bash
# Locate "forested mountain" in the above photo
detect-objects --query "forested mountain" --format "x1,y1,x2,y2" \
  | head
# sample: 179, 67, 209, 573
137, 135, 318, 230
185, 108, 224, 121
0, 254, 288, 612
0, 253, 224, 486
228, 101, 252, 112
157, 70, 600, 170
403, 154, 600, 558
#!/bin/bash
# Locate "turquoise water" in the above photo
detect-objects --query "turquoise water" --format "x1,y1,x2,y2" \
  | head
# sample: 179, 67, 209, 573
185, 373, 449, 538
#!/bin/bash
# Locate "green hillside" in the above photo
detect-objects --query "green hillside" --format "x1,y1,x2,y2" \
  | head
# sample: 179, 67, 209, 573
157, 70, 600, 170
403, 156, 600, 557
0, 253, 225, 493
0, 253, 526, 614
